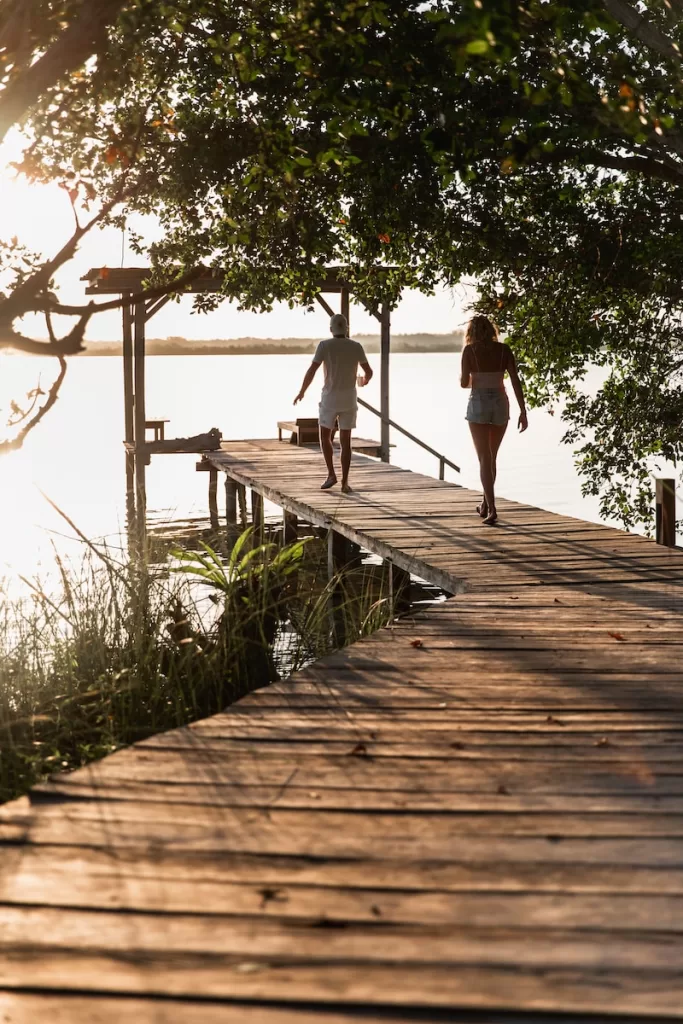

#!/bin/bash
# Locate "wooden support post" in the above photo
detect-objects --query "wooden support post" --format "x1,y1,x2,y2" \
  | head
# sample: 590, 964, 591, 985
237, 484, 248, 528
208, 468, 219, 530
439, 457, 445, 481
251, 490, 264, 538
225, 477, 238, 525
122, 295, 134, 446
122, 295, 136, 530
133, 301, 147, 521
656, 478, 676, 547
327, 529, 349, 577
380, 302, 391, 463
327, 529, 349, 645
283, 510, 298, 545
388, 561, 411, 613
341, 286, 350, 331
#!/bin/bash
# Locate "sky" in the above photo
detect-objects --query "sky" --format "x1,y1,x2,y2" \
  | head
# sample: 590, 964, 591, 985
0, 132, 474, 344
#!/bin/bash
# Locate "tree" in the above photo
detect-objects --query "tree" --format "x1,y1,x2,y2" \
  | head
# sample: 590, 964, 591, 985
4, 0, 683, 528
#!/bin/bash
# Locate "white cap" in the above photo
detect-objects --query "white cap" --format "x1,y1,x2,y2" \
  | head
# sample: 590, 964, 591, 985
330, 314, 348, 336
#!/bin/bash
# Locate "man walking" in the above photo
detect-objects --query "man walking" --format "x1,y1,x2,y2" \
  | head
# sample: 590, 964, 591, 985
294, 313, 373, 492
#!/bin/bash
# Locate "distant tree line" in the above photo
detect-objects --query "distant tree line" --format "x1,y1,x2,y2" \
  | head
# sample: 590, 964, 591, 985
76, 332, 464, 357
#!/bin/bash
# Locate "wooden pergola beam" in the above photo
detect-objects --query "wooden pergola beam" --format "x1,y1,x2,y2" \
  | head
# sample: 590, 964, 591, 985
81, 266, 394, 297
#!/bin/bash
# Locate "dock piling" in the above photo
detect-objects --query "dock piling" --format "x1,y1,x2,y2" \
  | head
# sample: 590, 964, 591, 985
225, 478, 237, 526
237, 484, 248, 528
283, 510, 298, 545
656, 478, 676, 547
388, 560, 411, 612
251, 490, 264, 539
208, 468, 219, 530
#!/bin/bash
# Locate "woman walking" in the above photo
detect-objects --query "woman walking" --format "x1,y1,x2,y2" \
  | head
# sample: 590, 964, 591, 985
460, 315, 528, 525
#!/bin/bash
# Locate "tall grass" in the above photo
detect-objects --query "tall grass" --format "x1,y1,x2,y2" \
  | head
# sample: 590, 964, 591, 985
0, 527, 397, 804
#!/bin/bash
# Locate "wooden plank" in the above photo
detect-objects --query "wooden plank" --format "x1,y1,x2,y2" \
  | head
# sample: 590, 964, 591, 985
3, 929, 683, 1016
7, 843, 683, 895
14, 799, 683, 839
30, 779, 683, 812
4, 867, 683, 929
3, 905, 683, 973
0, 993, 429, 1024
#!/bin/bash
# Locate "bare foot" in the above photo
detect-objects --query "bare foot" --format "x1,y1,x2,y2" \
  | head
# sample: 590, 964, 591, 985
483, 508, 498, 526
341, 482, 352, 494
321, 476, 337, 490
476, 500, 488, 518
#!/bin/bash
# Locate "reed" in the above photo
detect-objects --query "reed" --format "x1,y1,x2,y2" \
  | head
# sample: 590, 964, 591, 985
0, 527, 396, 803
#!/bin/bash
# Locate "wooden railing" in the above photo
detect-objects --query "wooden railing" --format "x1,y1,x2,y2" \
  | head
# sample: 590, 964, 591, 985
357, 397, 460, 479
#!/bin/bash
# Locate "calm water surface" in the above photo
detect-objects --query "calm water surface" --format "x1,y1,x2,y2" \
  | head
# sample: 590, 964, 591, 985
1, 352, 606, 582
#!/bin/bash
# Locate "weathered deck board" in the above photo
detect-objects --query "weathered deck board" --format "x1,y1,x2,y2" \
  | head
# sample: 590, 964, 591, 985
1, 442, 683, 1020
203, 440, 683, 598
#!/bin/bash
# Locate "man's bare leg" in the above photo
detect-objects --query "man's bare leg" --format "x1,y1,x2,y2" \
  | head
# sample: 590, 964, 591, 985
340, 429, 352, 493
319, 425, 337, 489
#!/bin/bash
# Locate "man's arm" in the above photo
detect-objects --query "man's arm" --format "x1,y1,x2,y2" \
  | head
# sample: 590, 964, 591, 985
358, 360, 373, 387
294, 360, 320, 404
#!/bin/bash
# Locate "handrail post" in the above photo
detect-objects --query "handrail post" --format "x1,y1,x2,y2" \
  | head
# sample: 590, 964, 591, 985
439, 457, 445, 481
656, 478, 676, 547
380, 303, 390, 463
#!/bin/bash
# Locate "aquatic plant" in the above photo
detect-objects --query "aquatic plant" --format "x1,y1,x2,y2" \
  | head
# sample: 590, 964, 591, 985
0, 527, 397, 803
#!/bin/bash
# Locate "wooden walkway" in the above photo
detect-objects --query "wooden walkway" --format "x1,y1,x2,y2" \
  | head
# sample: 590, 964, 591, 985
1, 441, 683, 1022
205, 440, 683, 595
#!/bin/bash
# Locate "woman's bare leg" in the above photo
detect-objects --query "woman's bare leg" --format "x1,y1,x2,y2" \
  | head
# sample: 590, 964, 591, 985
468, 423, 495, 512
488, 423, 508, 493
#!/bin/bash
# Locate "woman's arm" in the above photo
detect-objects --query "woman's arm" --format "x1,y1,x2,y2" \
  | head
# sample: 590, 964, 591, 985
505, 345, 528, 432
460, 346, 472, 388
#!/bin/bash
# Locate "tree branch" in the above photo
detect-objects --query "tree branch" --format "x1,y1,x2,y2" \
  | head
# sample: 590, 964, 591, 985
0, 0, 127, 144
0, 183, 134, 323
0, 310, 92, 356
603, 0, 683, 61
0, 356, 67, 454
536, 144, 683, 184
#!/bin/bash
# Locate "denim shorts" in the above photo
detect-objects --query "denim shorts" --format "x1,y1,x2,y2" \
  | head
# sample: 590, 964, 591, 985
466, 388, 509, 426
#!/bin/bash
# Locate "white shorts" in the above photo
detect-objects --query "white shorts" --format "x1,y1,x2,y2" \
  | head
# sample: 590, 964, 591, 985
319, 398, 357, 431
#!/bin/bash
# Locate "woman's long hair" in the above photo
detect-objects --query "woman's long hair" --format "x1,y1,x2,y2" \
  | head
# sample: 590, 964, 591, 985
465, 315, 498, 346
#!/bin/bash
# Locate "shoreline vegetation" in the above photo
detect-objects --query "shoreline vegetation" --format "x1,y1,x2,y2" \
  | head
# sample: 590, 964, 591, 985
0, 527, 400, 804
75, 332, 464, 357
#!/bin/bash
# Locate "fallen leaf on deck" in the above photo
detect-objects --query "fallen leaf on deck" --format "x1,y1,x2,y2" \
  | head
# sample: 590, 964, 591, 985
410, 638, 424, 648
608, 631, 627, 642
595, 737, 610, 747
349, 742, 368, 756
497, 784, 509, 795
546, 715, 565, 726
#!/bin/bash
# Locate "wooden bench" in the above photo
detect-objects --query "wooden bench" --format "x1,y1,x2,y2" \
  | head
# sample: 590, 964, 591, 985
145, 418, 169, 442
277, 418, 320, 445
277, 419, 385, 458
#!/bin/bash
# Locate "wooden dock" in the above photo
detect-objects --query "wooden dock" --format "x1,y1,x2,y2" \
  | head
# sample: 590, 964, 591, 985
1, 440, 683, 1022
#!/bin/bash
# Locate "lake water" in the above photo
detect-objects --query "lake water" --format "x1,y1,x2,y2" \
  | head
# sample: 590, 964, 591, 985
0, 352, 609, 583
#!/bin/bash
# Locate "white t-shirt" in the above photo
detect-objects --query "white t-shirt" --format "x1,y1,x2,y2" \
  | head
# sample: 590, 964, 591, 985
313, 336, 368, 404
